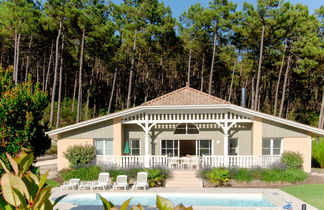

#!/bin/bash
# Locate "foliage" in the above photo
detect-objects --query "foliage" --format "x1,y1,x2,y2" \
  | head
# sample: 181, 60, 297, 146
45, 145, 57, 155
202, 167, 308, 184
99, 195, 193, 210
281, 184, 324, 210
0, 150, 65, 209
63, 144, 96, 167
0, 66, 50, 175
229, 168, 252, 182
280, 151, 304, 169
312, 138, 324, 168
45, 179, 60, 188
59, 165, 101, 181
205, 167, 230, 186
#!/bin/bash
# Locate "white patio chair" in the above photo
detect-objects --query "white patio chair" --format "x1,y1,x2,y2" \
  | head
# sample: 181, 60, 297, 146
181, 157, 190, 169
132, 172, 149, 191
61, 178, 80, 191
92, 172, 111, 190
112, 175, 128, 191
190, 157, 200, 169
168, 157, 179, 169
79, 181, 93, 190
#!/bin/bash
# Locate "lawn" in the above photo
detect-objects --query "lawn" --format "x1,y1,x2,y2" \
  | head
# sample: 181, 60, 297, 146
281, 184, 324, 210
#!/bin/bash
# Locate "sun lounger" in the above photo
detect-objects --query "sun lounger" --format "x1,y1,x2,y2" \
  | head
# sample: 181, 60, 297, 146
61, 178, 80, 191
92, 172, 111, 190
112, 175, 128, 190
132, 172, 149, 191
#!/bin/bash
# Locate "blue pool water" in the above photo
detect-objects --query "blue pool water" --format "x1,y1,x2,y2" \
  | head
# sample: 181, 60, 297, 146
58, 193, 276, 207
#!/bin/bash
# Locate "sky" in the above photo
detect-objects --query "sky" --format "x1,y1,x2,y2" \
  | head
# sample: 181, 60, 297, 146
111, 0, 322, 18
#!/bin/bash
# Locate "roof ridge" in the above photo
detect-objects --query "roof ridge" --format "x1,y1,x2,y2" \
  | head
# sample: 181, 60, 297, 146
141, 86, 230, 106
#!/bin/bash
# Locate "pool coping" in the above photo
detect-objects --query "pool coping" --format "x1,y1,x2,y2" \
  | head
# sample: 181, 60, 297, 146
51, 187, 318, 210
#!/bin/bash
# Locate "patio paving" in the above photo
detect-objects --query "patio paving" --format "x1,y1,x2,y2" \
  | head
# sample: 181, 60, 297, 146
51, 187, 318, 210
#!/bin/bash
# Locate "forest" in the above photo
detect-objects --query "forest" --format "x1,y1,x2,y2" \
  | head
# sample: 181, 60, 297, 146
0, 0, 323, 129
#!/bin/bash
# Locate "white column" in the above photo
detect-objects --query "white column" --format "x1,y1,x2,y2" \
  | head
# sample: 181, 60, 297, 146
224, 132, 229, 156
144, 112, 150, 168
224, 112, 229, 167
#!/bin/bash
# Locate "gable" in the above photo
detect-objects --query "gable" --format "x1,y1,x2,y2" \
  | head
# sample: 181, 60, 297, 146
142, 86, 230, 106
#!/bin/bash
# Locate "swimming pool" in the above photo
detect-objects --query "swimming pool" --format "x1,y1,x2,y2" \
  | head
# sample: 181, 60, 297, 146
58, 193, 277, 208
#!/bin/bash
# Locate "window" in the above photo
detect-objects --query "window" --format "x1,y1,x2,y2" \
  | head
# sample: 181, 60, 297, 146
129, 139, 140, 155
229, 138, 239, 155
174, 123, 199, 134
95, 139, 113, 155
197, 140, 212, 156
161, 140, 178, 157
262, 138, 282, 155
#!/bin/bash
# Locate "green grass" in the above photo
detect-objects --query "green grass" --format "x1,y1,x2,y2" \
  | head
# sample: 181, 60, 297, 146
281, 184, 324, 210
46, 179, 60, 188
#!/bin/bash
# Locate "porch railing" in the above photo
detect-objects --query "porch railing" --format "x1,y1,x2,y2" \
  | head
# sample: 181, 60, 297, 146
96, 155, 168, 168
96, 155, 281, 169
202, 155, 281, 168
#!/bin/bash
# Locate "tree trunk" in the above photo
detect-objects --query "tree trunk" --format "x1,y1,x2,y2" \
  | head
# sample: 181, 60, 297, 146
208, 27, 217, 95
72, 73, 77, 112
13, 30, 17, 83
50, 21, 62, 126
86, 60, 95, 119
254, 25, 265, 110
42, 52, 46, 90
24, 34, 33, 83
200, 53, 205, 92
36, 62, 39, 83
279, 54, 291, 118
126, 30, 137, 109
108, 68, 117, 114
45, 42, 54, 91
15, 33, 21, 84
56, 35, 64, 128
251, 77, 255, 109
76, 29, 85, 123
228, 58, 237, 102
187, 48, 192, 86
318, 91, 324, 129
274, 43, 287, 115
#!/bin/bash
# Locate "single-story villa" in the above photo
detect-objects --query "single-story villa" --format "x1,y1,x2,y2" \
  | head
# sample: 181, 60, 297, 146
47, 86, 324, 172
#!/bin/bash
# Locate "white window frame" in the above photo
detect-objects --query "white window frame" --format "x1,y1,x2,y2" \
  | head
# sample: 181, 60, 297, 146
95, 138, 113, 155
229, 138, 239, 155
161, 140, 179, 157
196, 140, 212, 156
129, 139, 141, 156
262, 138, 283, 155
174, 123, 199, 135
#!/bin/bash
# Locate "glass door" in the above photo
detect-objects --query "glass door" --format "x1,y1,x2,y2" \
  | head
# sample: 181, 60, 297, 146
196, 140, 212, 156
161, 140, 179, 157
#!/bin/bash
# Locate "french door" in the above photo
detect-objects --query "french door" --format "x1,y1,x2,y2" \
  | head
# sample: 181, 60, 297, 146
161, 139, 212, 157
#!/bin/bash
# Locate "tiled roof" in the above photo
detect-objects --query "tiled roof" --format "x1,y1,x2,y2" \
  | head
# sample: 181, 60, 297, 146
141, 86, 230, 106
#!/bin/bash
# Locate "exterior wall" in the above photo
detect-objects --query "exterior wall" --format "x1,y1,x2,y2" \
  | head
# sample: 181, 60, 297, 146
262, 119, 308, 138
283, 136, 312, 172
113, 117, 123, 155
252, 117, 263, 155
60, 120, 113, 139
57, 138, 93, 170
123, 123, 253, 156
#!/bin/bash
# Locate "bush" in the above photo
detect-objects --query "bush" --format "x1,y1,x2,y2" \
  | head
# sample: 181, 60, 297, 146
230, 168, 252, 182
59, 165, 101, 181
280, 151, 304, 169
63, 144, 96, 167
205, 167, 230, 186
312, 138, 324, 168
281, 168, 308, 183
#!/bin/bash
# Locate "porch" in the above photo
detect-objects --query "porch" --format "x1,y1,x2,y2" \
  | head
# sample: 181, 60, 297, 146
95, 155, 281, 169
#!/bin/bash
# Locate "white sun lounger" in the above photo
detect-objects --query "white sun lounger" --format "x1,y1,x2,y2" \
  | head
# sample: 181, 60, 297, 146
92, 172, 111, 190
61, 178, 80, 191
132, 172, 149, 191
112, 175, 128, 191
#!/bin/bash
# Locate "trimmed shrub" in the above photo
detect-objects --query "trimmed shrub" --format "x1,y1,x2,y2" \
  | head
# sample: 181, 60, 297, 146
206, 167, 230, 186
59, 165, 101, 181
281, 168, 308, 183
280, 151, 304, 169
64, 144, 96, 167
230, 168, 252, 182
